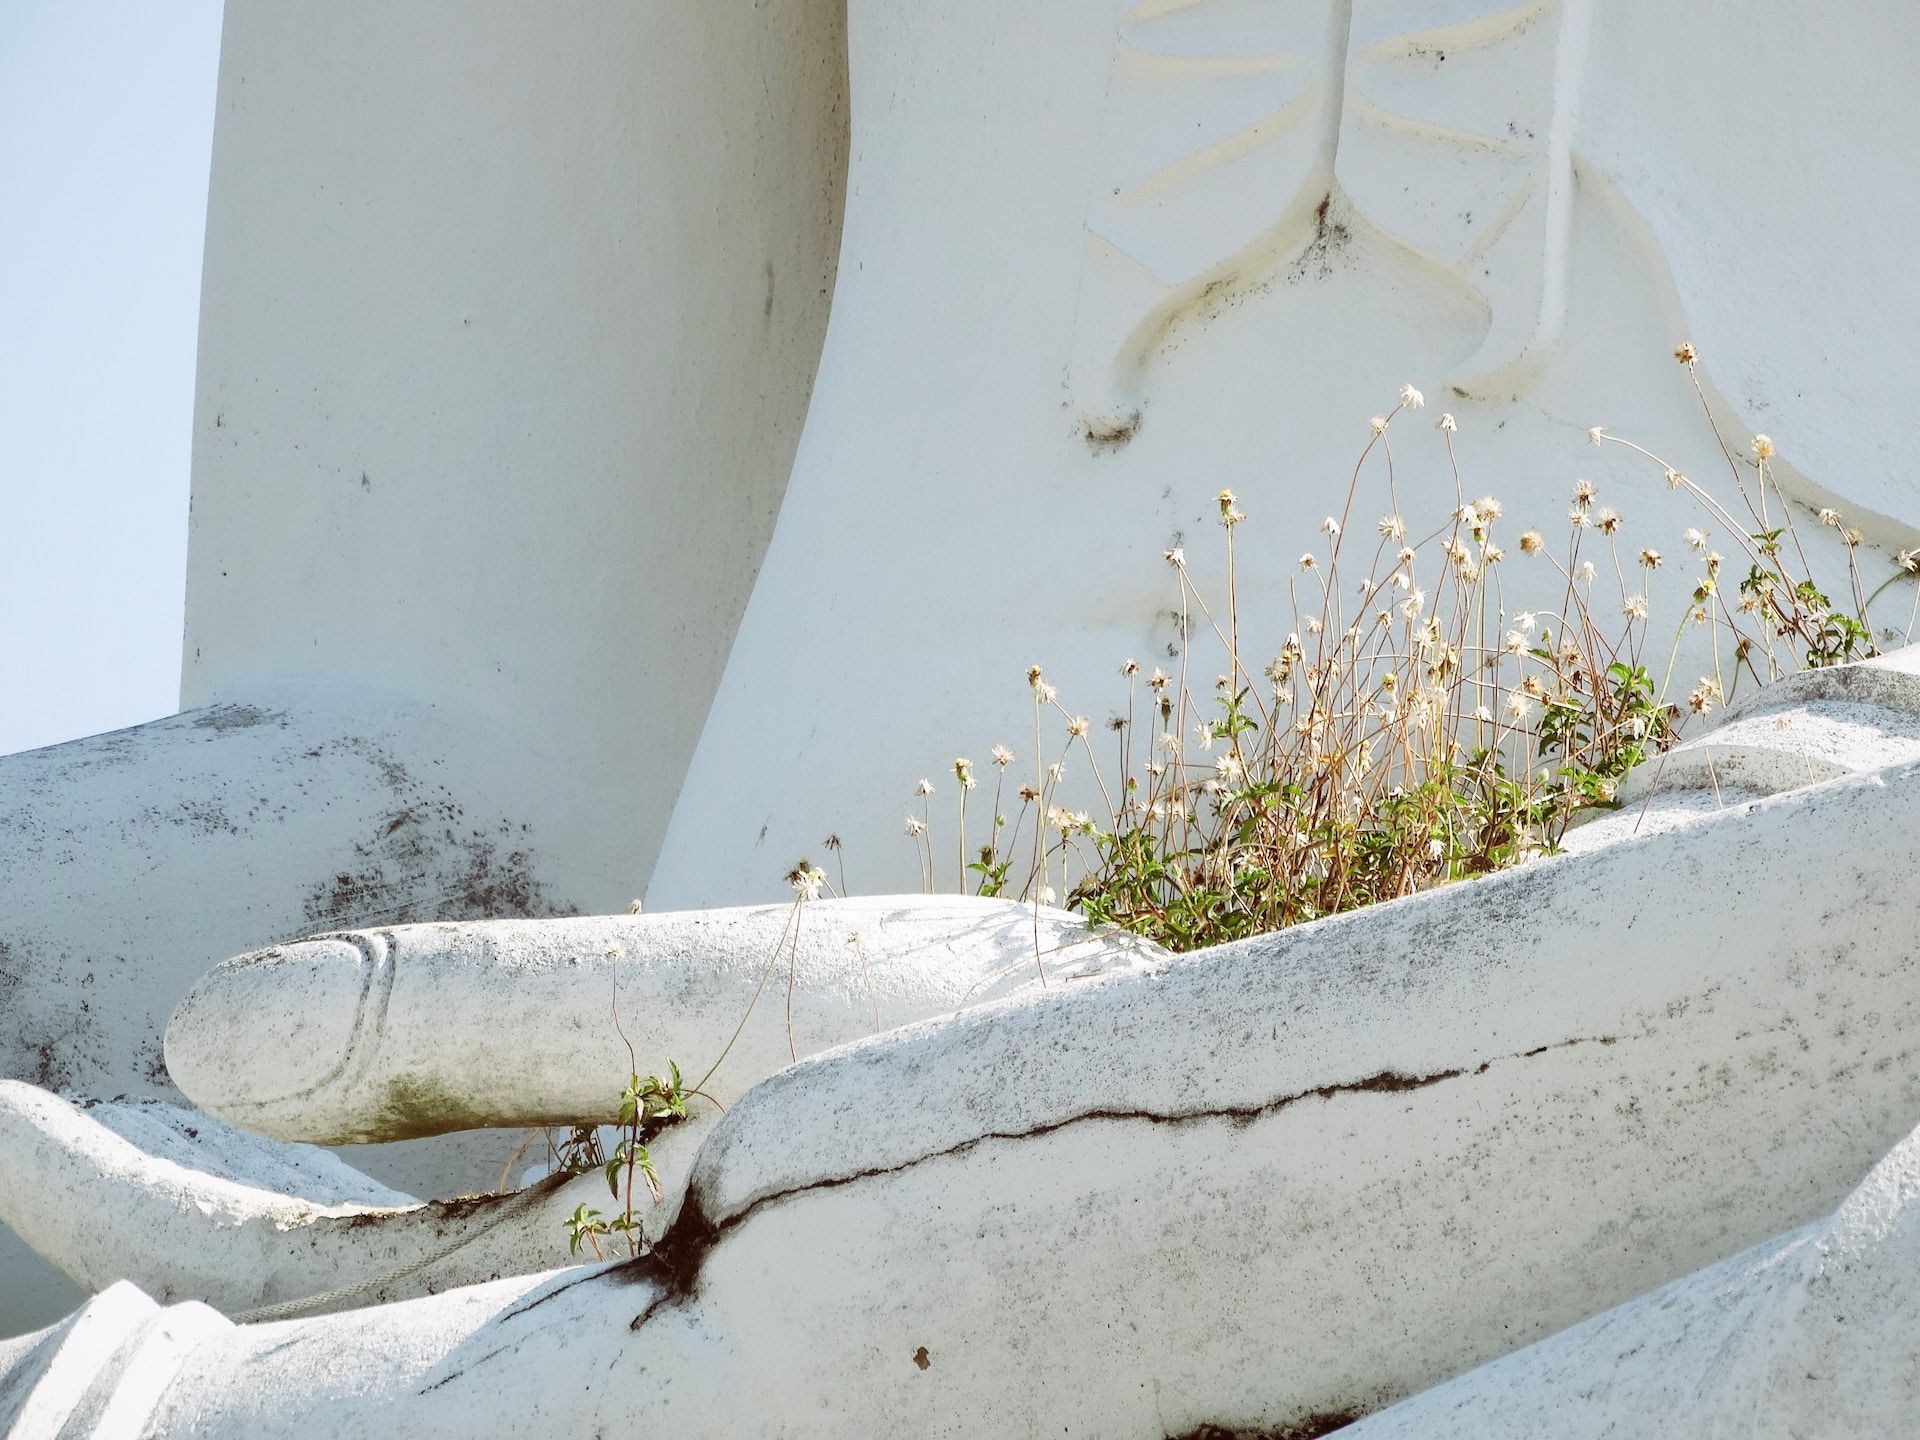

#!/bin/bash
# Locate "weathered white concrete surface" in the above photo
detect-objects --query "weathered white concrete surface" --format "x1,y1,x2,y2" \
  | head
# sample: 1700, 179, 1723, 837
1346, 1119, 1920, 1437
0, 684, 598, 1335
0, 1079, 667, 1320
165, 898, 1160, 1144
1566, 645, 1920, 853
60, 1097, 412, 1210
0, 1283, 232, 1440
651, 0, 1910, 909
2, 901, 1146, 1321
29, 745, 1920, 1436
182, 0, 849, 906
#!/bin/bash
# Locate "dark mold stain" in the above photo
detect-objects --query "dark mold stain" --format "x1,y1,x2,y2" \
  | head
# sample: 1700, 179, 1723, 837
190, 704, 285, 732
1084, 409, 1143, 454
1171, 1417, 1363, 1440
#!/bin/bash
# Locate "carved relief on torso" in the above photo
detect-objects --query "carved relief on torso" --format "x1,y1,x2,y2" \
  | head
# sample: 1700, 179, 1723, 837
1072, 0, 1592, 430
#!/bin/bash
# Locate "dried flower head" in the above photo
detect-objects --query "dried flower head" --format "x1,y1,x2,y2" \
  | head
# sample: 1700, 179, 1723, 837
1622, 594, 1650, 621
1474, 496, 1504, 521
904, 815, 926, 837
1519, 530, 1545, 555
787, 860, 826, 901
1639, 548, 1663, 569
1163, 547, 1185, 568
1370, 415, 1388, 436
1438, 413, 1457, 433
1400, 383, 1425, 409
1819, 508, 1843, 528
1674, 340, 1698, 365
1588, 426, 1607, 445
1321, 516, 1341, 537
916, 778, 936, 797
1574, 479, 1597, 505
1752, 434, 1776, 461
1899, 551, 1920, 575
1598, 508, 1622, 535
1378, 514, 1407, 540
1121, 658, 1140, 678
1664, 468, 1685, 489
1684, 527, 1708, 551
1066, 715, 1090, 738
991, 744, 1014, 767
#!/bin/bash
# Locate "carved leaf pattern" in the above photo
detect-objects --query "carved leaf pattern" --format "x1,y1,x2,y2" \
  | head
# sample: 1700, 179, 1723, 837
1072, 0, 1593, 428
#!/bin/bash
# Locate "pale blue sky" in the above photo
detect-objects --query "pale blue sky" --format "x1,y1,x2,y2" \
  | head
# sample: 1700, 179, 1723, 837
0, 0, 222, 755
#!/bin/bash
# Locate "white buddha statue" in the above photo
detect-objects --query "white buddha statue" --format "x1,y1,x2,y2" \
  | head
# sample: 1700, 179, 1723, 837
649, 0, 1920, 907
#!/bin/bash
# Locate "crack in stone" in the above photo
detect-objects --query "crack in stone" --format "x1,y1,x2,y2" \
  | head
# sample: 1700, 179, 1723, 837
645, 1031, 1626, 1298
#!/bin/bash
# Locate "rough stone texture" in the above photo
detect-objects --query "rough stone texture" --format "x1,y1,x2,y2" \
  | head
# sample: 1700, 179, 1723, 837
1565, 645, 1920, 853
165, 897, 1159, 1144
1346, 1119, 1920, 1436
67, 1097, 411, 1210
0, 1283, 231, 1439
13, 734, 1920, 1436
0, 1079, 661, 1321
1, 899, 1150, 1322
0, 684, 588, 1335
